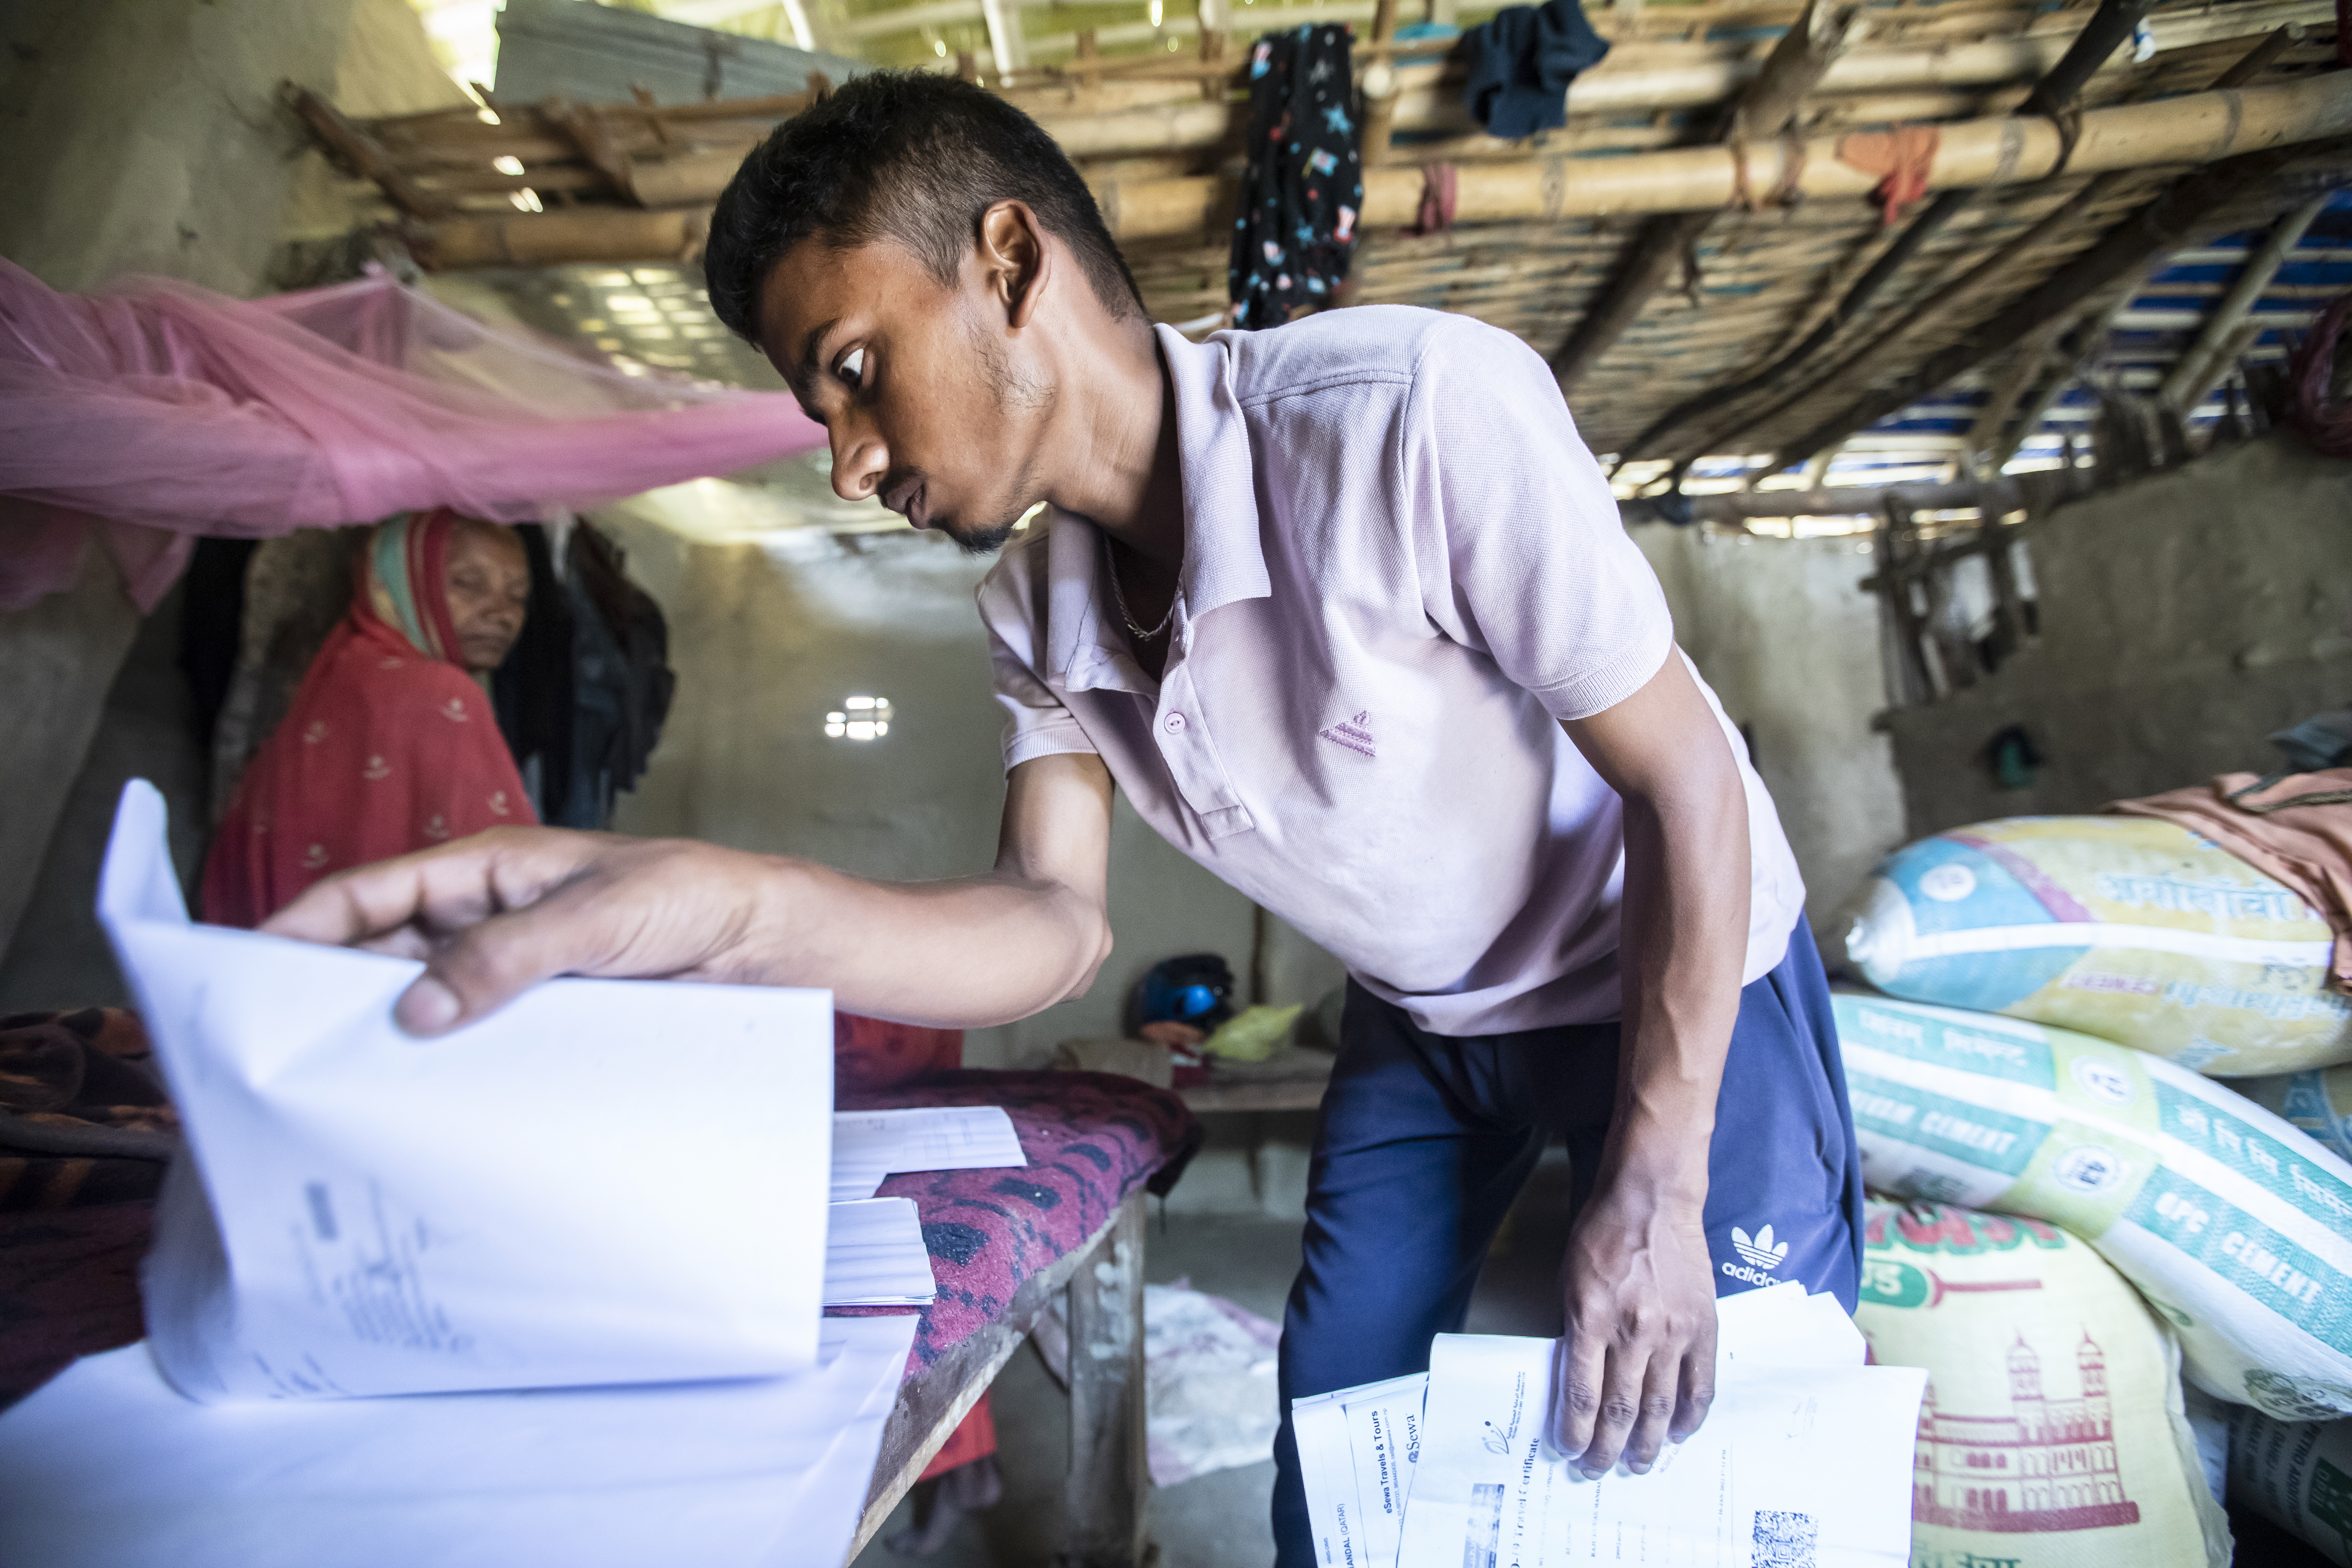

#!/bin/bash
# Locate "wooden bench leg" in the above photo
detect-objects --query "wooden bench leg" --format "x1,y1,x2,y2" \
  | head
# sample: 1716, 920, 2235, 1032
1062, 1189, 1151, 1567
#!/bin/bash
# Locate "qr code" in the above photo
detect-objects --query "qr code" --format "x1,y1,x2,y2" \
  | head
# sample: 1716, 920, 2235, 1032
1751, 1509, 1817, 1568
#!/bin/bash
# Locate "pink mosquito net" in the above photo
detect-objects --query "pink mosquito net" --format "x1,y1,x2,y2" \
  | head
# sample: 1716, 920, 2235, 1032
0, 258, 826, 611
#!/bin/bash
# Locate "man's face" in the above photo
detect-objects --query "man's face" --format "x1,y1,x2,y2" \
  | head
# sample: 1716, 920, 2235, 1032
758, 236, 1047, 555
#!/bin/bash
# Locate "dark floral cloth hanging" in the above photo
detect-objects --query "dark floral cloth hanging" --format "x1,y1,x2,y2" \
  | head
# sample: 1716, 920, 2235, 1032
1228, 24, 1363, 330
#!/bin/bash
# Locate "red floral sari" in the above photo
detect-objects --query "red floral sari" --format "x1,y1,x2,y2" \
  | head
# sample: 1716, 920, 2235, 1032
202, 510, 534, 927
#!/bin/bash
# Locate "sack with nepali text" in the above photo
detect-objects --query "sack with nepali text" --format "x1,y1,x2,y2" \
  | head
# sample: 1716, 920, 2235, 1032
2225, 1401, 2352, 1567
1830, 816, 2351, 1076
2239, 1064, 2352, 1164
1855, 1197, 2228, 1568
1834, 990, 2352, 1420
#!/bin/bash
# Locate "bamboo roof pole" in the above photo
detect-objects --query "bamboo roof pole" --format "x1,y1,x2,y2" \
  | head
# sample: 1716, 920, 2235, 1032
1548, 0, 1865, 394
1359, 0, 1406, 166
1608, 0, 2152, 466
1023, 0, 2333, 160
1686, 172, 2123, 456
778, 0, 820, 52
978, 0, 1029, 77
2157, 189, 2332, 411
1196, 0, 1230, 103
1687, 20, 2306, 462
415, 208, 711, 269
1961, 333, 2059, 477
1093, 70, 2352, 240
1766, 141, 2322, 472
1992, 341, 2085, 471
1988, 279, 2142, 469
545, 97, 642, 203
398, 71, 2352, 268
1615, 465, 2091, 523
2179, 320, 2268, 421
283, 84, 456, 221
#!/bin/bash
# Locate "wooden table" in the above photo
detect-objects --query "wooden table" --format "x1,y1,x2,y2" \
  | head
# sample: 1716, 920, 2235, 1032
1175, 1045, 1336, 1115
1052, 1041, 1337, 1117
847, 1189, 1152, 1567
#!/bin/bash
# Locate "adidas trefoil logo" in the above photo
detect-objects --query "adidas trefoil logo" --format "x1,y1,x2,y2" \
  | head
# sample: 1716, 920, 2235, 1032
1731, 1224, 1790, 1273
1318, 710, 1376, 759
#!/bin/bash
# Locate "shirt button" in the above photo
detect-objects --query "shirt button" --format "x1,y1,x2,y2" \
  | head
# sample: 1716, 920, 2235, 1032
1164, 712, 1188, 734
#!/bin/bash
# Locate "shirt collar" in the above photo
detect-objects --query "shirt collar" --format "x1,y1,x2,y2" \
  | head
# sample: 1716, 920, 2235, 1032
1042, 327, 1272, 694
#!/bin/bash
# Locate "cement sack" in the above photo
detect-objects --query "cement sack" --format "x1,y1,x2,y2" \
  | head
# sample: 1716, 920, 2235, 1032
2224, 1402, 2352, 1566
1855, 1197, 2230, 1568
1835, 990, 2352, 1420
2238, 1065, 2352, 1164
1832, 816, 2352, 1075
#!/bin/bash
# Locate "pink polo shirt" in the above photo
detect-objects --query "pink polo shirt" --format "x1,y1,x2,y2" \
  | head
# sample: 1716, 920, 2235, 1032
976, 306, 1804, 1036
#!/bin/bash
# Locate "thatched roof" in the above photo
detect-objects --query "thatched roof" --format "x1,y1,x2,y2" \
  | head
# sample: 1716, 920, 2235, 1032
294, 0, 2352, 508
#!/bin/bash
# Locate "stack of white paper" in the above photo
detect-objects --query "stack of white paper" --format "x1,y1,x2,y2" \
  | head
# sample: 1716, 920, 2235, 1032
0, 1315, 918, 1568
1299, 1284, 1926, 1568
1293, 1372, 1428, 1568
94, 782, 839, 1403
830, 1105, 1028, 1202
821, 1197, 937, 1306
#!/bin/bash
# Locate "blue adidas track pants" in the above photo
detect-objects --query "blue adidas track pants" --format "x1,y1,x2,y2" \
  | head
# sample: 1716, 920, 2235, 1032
1269, 920, 1864, 1566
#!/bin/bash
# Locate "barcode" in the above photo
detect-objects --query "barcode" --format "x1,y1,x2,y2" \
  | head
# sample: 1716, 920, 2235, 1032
1751, 1508, 1817, 1568
1462, 1482, 1504, 1568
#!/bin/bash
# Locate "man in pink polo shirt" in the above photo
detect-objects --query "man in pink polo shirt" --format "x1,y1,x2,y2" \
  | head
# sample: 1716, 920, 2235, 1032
270, 73, 1862, 1557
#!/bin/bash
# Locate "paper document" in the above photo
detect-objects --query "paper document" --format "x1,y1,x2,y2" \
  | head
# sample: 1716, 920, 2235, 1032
96, 780, 837, 1402
1712, 1279, 1870, 1370
0, 1314, 917, 1568
831, 1105, 1027, 1202
1397, 1310, 1924, 1566
821, 1197, 937, 1306
1293, 1372, 1427, 1568
1298, 1288, 1920, 1568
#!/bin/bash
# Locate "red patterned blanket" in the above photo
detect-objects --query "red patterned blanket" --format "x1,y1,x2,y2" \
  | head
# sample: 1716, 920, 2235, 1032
0, 1061, 1196, 1404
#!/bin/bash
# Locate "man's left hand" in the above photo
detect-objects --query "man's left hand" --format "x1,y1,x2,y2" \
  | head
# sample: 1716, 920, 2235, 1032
1552, 1182, 1717, 1477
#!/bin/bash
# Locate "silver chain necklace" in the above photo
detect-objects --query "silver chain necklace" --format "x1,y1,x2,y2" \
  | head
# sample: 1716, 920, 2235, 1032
1102, 531, 1176, 642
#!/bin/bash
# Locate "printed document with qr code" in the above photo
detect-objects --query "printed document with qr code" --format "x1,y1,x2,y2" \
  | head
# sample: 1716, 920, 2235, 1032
1392, 1293, 1924, 1567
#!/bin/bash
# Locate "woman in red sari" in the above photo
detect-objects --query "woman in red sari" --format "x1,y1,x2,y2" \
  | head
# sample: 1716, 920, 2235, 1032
203, 508, 533, 927
205, 508, 994, 1540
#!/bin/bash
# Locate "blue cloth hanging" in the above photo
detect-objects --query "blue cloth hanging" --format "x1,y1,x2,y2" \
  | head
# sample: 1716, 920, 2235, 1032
1460, 0, 1610, 139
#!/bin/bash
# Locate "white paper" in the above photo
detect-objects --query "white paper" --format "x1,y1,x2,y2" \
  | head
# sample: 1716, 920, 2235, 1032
1713, 1280, 1871, 1370
1342, 1374, 1427, 1565
1293, 1372, 1428, 1568
1291, 1287, 1872, 1568
0, 1314, 917, 1568
1396, 1320, 1925, 1568
830, 1104, 1026, 1202
97, 780, 838, 1402
821, 1197, 936, 1306
1293, 1388, 1366, 1568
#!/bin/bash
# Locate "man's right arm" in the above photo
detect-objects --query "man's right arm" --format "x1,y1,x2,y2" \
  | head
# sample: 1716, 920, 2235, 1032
261, 751, 1118, 1037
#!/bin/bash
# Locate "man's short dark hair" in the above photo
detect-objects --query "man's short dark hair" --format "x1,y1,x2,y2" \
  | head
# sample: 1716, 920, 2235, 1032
705, 71, 1145, 345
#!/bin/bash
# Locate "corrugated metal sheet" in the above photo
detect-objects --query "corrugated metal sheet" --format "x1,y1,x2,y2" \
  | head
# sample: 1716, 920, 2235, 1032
495, 0, 863, 106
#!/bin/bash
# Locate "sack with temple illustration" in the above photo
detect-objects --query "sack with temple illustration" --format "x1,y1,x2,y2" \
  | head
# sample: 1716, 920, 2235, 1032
1829, 816, 2351, 1076
1855, 1197, 2229, 1568
1834, 990, 2352, 1421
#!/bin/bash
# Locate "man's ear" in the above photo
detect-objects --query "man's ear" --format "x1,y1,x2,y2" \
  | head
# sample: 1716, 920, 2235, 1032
977, 200, 1051, 329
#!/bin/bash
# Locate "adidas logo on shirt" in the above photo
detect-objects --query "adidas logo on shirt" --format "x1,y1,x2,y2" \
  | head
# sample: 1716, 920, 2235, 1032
1318, 710, 1376, 758
1721, 1223, 1791, 1287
